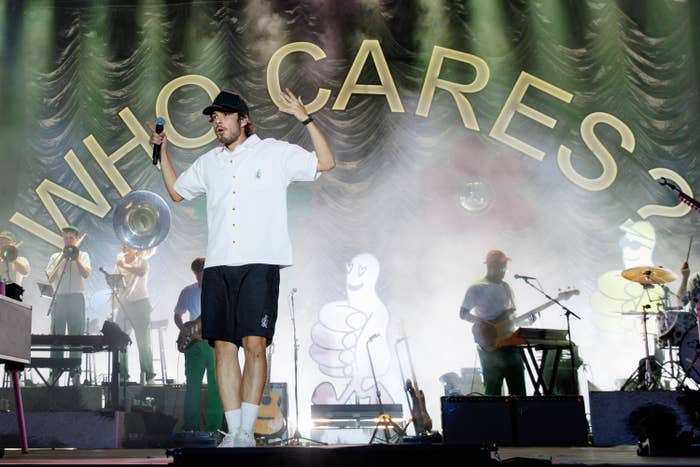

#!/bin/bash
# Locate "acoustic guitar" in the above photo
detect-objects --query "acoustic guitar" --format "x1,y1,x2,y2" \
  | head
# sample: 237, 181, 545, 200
471, 288, 579, 352
254, 344, 286, 438
176, 317, 202, 353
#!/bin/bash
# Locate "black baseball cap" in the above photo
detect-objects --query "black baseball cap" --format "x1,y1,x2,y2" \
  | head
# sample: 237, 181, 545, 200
202, 90, 249, 116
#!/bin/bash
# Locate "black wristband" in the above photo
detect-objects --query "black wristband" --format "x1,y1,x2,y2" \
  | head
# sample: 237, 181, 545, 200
301, 115, 314, 125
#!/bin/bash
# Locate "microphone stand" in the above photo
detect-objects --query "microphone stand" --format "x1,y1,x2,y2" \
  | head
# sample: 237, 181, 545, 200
520, 277, 581, 394
280, 290, 326, 446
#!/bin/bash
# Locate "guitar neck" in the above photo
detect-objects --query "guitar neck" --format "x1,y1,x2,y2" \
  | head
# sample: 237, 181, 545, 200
513, 300, 555, 324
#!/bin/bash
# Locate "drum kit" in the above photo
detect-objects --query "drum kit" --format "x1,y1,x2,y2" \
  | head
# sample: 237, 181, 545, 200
620, 266, 699, 390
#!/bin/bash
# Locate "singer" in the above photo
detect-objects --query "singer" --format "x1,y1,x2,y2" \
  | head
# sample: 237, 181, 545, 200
149, 88, 335, 447
44, 225, 91, 386
459, 249, 526, 396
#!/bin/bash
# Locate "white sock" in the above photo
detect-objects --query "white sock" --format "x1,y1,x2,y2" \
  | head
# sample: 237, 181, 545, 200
224, 408, 241, 434
240, 402, 260, 434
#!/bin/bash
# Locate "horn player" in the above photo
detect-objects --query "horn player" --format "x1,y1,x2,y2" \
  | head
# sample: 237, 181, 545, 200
45, 225, 91, 386
0, 230, 30, 300
115, 243, 157, 385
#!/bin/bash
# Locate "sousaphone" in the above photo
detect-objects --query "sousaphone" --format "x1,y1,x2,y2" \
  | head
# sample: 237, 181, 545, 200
112, 190, 171, 250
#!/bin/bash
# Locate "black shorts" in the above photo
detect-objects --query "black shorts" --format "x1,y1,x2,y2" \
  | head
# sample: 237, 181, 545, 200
201, 264, 280, 347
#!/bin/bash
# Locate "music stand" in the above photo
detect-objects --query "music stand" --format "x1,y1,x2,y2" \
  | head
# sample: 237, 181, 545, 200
37, 282, 54, 298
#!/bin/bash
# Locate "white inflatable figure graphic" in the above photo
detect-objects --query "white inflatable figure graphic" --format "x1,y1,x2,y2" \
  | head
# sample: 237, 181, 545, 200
590, 220, 667, 389
310, 253, 393, 404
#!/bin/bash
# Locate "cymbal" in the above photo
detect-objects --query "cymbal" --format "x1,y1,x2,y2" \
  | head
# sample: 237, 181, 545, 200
621, 266, 677, 285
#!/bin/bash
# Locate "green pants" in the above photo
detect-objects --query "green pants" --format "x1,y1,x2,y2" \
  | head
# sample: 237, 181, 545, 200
50, 293, 85, 379
183, 340, 223, 432
118, 298, 155, 382
478, 346, 526, 396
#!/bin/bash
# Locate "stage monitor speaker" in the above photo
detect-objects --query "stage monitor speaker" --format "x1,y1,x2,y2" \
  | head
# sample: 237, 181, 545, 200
440, 396, 514, 446
589, 390, 699, 446
513, 395, 589, 446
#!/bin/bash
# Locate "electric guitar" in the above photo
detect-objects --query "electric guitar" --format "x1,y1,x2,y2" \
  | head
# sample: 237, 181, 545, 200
254, 344, 286, 438
471, 288, 579, 352
399, 323, 433, 435
176, 317, 202, 353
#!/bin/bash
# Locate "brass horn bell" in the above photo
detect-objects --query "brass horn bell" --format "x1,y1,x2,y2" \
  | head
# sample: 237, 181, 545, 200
113, 190, 171, 250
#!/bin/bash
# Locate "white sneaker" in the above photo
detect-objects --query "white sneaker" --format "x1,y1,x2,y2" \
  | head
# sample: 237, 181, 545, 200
235, 431, 256, 447
218, 432, 237, 448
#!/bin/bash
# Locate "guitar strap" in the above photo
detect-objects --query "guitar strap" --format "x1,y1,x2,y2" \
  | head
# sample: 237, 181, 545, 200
501, 281, 515, 312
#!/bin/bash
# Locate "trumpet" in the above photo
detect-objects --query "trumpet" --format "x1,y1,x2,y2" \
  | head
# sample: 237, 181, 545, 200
0, 241, 22, 262
62, 234, 86, 261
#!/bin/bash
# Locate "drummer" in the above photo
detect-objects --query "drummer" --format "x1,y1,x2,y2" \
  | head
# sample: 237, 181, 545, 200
678, 260, 700, 312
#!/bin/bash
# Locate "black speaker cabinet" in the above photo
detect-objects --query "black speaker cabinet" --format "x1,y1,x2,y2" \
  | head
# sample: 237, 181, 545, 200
441, 396, 514, 446
513, 395, 588, 446
441, 395, 589, 446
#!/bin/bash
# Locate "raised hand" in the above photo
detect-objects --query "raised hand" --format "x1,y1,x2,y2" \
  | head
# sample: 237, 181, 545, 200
277, 88, 309, 122
145, 120, 167, 150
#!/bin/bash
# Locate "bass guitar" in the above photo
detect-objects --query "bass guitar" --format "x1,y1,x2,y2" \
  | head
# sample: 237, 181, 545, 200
472, 288, 579, 352
398, 322, 432, 435
176, 317, 202, 353
254, 344, 286, 439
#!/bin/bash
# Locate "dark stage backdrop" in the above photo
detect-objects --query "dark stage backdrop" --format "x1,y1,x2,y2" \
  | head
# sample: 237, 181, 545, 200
1, 0, 699, 434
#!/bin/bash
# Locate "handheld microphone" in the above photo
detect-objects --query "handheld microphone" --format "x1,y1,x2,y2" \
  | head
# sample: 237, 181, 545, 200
152, 116, 165, 165
514, 274, 537, 280
98, 266, 110, 277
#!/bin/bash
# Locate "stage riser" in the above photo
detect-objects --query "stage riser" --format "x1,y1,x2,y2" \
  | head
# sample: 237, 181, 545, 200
441, 395, 588, 446
589, 390, 699, 446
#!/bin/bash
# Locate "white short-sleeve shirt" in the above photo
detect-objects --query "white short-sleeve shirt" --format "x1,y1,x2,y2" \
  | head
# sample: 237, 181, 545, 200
46, 251, 91, 295
173, 134, 318, 268
462, 279, 515, 321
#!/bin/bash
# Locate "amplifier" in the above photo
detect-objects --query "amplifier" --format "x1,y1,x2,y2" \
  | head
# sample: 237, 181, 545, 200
441, 395, 589, 446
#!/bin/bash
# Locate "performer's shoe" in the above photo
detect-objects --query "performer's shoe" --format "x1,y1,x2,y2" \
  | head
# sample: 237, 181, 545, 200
217, 431, 237, 448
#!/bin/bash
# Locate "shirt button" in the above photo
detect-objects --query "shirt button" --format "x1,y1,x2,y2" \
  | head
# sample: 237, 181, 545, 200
232, 240, 236, 244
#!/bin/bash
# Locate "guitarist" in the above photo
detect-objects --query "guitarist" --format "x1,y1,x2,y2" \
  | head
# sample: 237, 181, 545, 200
174, 257, 223, 433
459, 249, 526, 396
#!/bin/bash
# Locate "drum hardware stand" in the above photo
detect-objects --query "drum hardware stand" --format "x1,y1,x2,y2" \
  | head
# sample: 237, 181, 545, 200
622, 286, 665, 391
367, 334, 405, 444
280, 289, 325, 446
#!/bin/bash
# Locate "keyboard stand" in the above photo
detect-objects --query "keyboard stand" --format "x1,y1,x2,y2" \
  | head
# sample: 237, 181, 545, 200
518, 342, 569, 396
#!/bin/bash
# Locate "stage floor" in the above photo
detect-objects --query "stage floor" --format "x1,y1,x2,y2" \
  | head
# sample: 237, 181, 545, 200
1, 445, 699, 466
